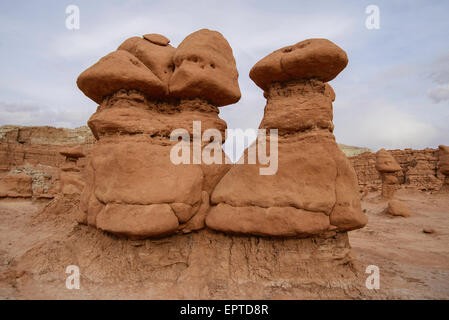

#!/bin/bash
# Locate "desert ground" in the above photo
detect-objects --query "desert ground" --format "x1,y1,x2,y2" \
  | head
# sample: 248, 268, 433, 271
0, 187, 447, 299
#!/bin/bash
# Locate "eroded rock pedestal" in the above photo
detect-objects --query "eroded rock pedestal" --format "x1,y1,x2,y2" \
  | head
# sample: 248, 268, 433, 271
207, 39, 367, 237
11, 225, 371, 299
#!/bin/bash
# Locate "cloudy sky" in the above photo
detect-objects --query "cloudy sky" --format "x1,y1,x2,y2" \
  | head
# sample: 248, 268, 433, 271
1, 0, 448, 159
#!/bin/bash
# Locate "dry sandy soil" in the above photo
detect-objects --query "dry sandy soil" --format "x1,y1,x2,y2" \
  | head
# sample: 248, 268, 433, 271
0, 188, 448, 299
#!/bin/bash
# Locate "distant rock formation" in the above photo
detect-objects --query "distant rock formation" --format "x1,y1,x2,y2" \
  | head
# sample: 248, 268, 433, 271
0, 125, 94, 199
438, 145, 449, 193
376, 149, 402, 199
206, 39, 367, 237
0, 172, 32, 198
76, 29, 238, 238
350, 148, 444, 192
59, 146, 85, 196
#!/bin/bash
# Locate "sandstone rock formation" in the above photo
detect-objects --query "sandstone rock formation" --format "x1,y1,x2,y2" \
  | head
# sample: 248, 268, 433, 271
76, 29, 238, 238
206, 39, 367, 237
384, 200, 410, 217
59, 146, 85, 196
0, 172, 32, 198
350, 148, 444, 192
376, 149, 402, 199
438, 145, 449, 193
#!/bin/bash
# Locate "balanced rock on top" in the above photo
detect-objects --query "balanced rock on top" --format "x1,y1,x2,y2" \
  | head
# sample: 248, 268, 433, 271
206, 38, 367, 237
76, 29, 239, 238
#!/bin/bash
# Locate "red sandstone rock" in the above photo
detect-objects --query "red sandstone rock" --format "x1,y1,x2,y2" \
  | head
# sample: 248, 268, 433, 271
143, 33, 170, 46
207, 39, 367, 237
76, 29, 238, 238
0, 172, 32, 198
376, 149, 402, 199
349, 148, 443, 192
169, 29, 241, 106
77, 50, 167, 104
438, 145, 449, 193
438, 145, 449, 175
118, 35, 175, 89
59, 145, 85, 159
376, 149, 402, 173
384, 200, 410, 217
250, 39, 348, 92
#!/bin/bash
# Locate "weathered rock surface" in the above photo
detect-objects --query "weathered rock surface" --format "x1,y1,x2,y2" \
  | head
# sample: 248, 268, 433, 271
349, 148, 444, 192
0, 125, 93, 199
169, 29, 241, 106
143, 33, 170, 46
376, 149, 402, 199
77, 50, 168, 104
250, 38, 348, 92
118, 35, 176, 89
6, 212, 370, 299
0, 172, 32, 198
384, 200, 411, 217
207, 39, 367, 237
59, 146, 85, 196
76, 29, 238, 238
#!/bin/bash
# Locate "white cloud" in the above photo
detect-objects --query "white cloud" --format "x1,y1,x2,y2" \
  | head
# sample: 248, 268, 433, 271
335, 103, 438, 150
0, 101, 91, 128
427, 84, 449, 103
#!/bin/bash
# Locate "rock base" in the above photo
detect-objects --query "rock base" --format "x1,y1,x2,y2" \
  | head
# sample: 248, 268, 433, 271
9, 220, 370, 299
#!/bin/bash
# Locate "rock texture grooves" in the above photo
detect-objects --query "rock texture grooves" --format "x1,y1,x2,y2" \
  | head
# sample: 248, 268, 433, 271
76, 29, 239, 238
206, 39, 367, 237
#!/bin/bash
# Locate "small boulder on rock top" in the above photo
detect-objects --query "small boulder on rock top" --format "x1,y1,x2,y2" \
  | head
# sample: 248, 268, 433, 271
143, 33, 170, 46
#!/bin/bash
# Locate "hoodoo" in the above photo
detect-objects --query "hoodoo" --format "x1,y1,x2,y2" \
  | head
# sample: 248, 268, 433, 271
375, 148, 402, 199
76, 29, 239, 238
206, 38, 367, 237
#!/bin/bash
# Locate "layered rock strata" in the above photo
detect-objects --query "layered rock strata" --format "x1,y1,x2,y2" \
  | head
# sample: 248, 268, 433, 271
76, 29, 240, 238
206, 39, 367, 237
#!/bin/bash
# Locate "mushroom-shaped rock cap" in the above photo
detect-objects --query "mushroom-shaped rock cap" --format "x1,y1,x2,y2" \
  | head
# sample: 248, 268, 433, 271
60, 145, 85, 159
118, 36, 176, 86
169, 29, 241, 106
375, 149, 401, 173
143, 33, 170, 46
77, 50, 166, 104
438, 145, 449, 175
250, 39, 348, 91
